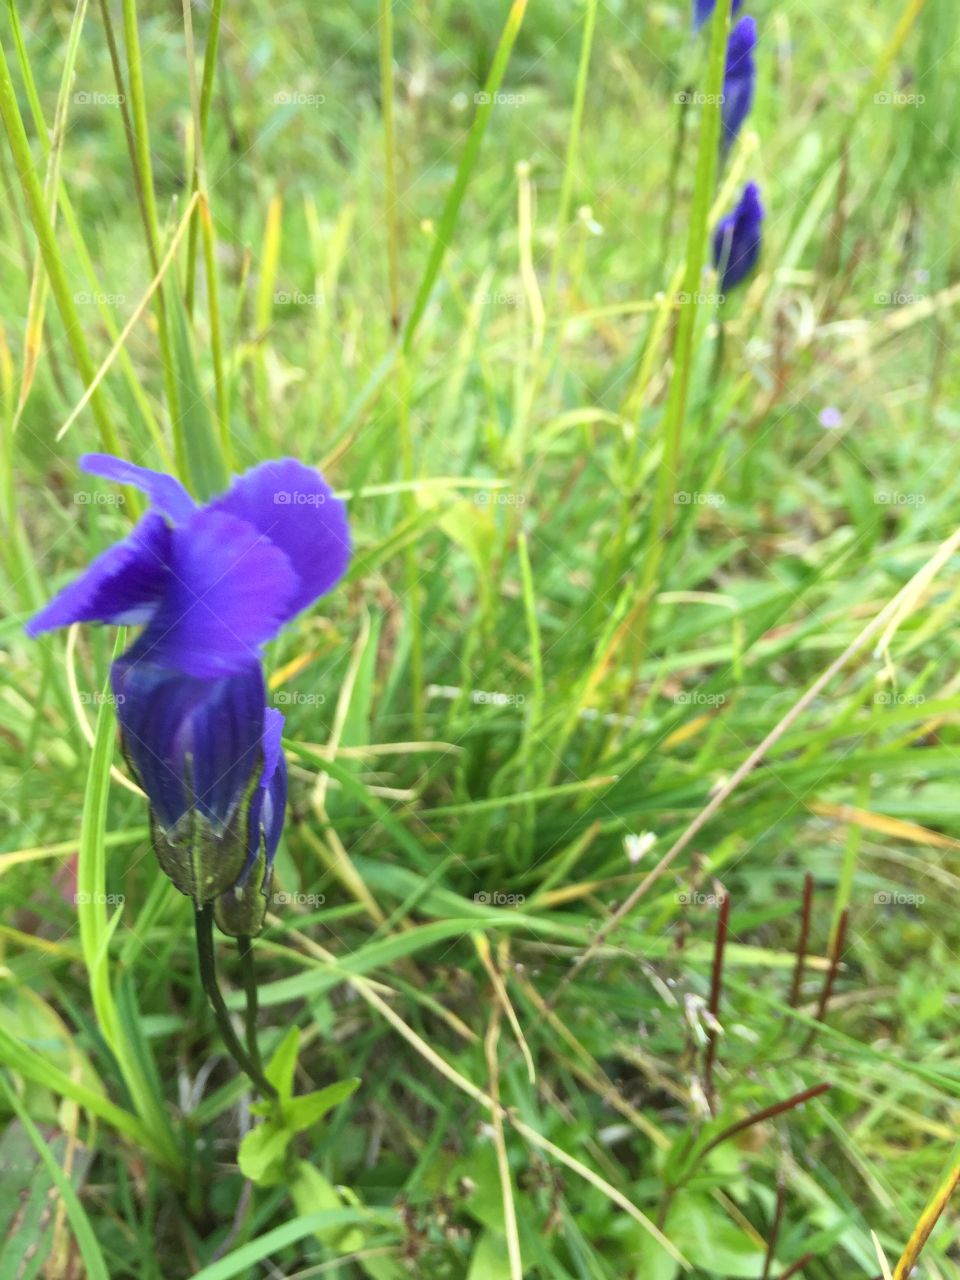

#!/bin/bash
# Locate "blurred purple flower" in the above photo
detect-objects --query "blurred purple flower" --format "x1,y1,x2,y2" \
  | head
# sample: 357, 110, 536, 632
694, 0, 744, 31
713, 181, 764, 290
27, 454, 350, 932
818, 407, 844, 430
722, 16, 757, 147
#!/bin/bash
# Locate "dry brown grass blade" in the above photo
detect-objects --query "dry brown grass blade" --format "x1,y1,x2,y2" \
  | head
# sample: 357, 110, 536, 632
892, 1157, 960, 1280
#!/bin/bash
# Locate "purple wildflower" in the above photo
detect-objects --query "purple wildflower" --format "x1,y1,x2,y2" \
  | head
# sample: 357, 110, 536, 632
27, 454, 350, 933
713, 181, 764, 291
722, 16, 757, 147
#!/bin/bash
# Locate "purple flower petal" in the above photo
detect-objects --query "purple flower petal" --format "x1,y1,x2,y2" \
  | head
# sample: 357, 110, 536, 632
260, 707, 285, 789
260, 708, 287, 867
128, 509, 299, 678
694, 0, 744, 31
262, 748, 287, 868
81, 453, 196, 524
722, 16, 757, 147
26, 512, 171, 636
713, 181, 764, 291
113, 658, 265, 836
245, 707, 284, 854
209, 459, 350, 619
224, 707, 287, 896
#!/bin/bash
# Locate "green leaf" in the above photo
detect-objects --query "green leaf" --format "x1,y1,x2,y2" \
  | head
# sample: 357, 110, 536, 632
284, 1078, 360, 1131
265, 1026, 300, 1103
237, 1119, 292, 1185
468, 1230, 514, 1280
633, 1228, 683, 1280
290, 1160, 364, 1251
241, 1078, 360, 1185
668, 1193, 767, 1277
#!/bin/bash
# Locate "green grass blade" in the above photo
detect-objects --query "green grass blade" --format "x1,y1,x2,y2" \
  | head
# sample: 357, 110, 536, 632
402, 0, 528, 351
76, 647, 183, 1176
190, 1210, 398, 1280
167, 281, 229, 499
0, 33, 120, 455
0, 1073, 110, 1280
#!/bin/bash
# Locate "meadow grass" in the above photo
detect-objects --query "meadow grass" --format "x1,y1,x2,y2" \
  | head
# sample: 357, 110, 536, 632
2, 0, 960, 1276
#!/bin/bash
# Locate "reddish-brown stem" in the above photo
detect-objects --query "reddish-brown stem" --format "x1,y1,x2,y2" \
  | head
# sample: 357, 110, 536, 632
789, 873, 814, 1007
778, 1253, 815, 1280
703, 891, 730, 1113
761, 1170, 787, 1280
699, 1083, 831, 1163
801, 907, 849, 1052
657, 1084, 830, 1230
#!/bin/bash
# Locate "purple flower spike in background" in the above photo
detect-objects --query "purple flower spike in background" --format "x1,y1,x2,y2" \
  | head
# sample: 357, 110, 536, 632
722, 16, 757, 147
694, 0, 744, 31
27, 454, 349, 936
713, 181, 764, 291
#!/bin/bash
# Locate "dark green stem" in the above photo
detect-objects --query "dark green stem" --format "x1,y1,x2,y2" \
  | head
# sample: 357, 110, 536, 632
238, 934, 265, 1081
194, 906, 276, 1100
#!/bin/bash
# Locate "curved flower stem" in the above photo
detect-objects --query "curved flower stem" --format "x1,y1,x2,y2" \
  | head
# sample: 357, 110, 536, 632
194, 906, 276, 1101
237, 934, 266, 1082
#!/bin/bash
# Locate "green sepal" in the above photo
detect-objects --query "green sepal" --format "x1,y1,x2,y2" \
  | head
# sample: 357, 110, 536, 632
148, 766, 260, 905
214, 845, 271, 938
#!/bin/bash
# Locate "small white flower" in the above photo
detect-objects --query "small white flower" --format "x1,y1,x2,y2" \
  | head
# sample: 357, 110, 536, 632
624, 832, 656, 865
